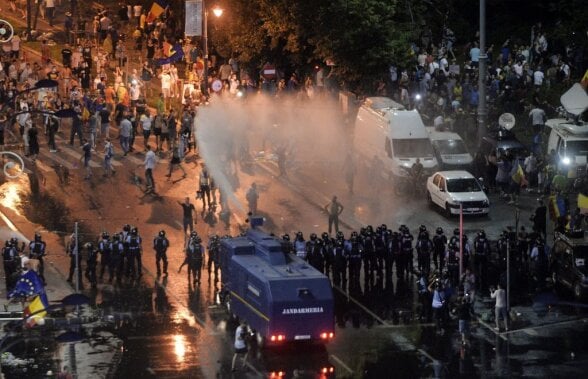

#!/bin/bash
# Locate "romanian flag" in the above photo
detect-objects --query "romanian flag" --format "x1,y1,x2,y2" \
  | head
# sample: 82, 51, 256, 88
147, 0, 168, 23
548, 194, 567, 221
23, 294, 49, 328
511, 163, 528, 188
156, 43, 185, 66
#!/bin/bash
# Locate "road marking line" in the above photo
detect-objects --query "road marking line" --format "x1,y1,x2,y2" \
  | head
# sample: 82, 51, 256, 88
376, 322, 436, 329
503, 316, 588, 335
330, 354, 353, 374
476, 317, 507, 341
333, 285, 390, 326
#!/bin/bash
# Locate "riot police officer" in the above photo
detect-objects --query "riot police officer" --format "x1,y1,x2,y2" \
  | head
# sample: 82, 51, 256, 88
294, 232, 306, 260
98, 232, 113, 282
2, 240, 19, 291
125, 227, 143, 278
66, 234, 83, 289
281, 234, 294, 255
181, 232, 204, 285
29, 233, 47, 285
399, 225, 414, 279
321, 232, 334, 278
361, 227, 377, 284
207, 234, 221, 279
416, 228, 433, 275
153, 230, 169, 277
110, 233, 125, 283
433, 227, 447, 272
85, 242, 98, 289
345, 231, 363, 291
446, 238, 460, 287
332, 238, 348, 289
384, 230, 398, 281
473, 230, 490, 291
306, 233, 326, 273
374, 226, 387, 278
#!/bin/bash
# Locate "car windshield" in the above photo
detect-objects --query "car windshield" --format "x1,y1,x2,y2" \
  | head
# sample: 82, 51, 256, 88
433, 140, 468, 155
566, 140, 588, 156
392, 138, 435, 158
446, 178, 482, 192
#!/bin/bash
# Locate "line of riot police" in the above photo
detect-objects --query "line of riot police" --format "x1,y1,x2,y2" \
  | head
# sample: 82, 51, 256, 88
279, 224, 547, 295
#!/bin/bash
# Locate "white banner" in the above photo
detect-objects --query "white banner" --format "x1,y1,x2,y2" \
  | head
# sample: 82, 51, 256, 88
185, 0, 203, 37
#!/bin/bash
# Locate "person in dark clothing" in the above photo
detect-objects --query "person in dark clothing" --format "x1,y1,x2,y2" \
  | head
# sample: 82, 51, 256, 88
457, 296, 474, 345
178, 197, 196, 238
531, 198, 547, 239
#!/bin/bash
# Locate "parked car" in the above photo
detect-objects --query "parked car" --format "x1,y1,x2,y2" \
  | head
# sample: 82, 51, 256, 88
426, 171, 490, 217
551, 231, 588, 300
480, 128, 529, 160
427, 128, 473, 171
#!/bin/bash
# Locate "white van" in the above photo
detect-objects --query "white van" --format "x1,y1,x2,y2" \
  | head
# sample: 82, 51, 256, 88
426, 128, 473, 171
353, 97, 438, 178
546, 84, 588, 178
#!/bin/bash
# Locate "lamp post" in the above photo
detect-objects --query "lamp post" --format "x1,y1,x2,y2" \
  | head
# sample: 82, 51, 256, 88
202, 2, 223, 97
477, 0, 488, 148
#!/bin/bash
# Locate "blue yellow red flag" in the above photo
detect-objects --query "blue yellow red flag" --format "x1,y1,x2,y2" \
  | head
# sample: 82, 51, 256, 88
147, 0, 168, 23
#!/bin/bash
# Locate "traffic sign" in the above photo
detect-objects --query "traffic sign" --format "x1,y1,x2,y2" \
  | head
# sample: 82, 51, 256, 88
211, 80, 223, 92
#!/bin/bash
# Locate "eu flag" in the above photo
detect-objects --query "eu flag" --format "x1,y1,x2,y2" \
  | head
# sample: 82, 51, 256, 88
8, 269, 46, 300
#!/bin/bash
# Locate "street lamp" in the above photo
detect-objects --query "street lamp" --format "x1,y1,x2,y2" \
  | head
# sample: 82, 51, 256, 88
202, 2, 223, 97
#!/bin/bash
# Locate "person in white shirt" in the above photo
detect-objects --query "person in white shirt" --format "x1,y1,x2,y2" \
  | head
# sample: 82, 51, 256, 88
139, 144, 157, 194
231, 321, 249, 372
533, 68, 544, 87
139, 111, 153, 150
159, 70, 171, 101
10, 34, 21, 58
490, 283, 508, 331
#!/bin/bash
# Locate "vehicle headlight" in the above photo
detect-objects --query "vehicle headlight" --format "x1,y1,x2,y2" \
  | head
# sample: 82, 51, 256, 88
562, 157, 571, 165
482, 199, 489, 206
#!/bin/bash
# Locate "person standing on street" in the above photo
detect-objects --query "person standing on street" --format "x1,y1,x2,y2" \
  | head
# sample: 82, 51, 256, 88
66, 234, 83, 289
531, 198, 547, 239
139, 144, 157, 194
178, 197, 196, 240
119, 114, 132, 156
46, 0, 56, 27
29, 233, 47, 285
103, 138, 115, 177
246, 183, 259, 215
153, 230, 169, 277
324, 196, 344, 235
231, 321, 250, 372
490, 283, 508, 332
79, 139, 92, 180
199, 166, 212, 209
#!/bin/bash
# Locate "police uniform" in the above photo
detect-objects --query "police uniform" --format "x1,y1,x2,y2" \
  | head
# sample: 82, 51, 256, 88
207, 235, 220, 278
85, 243, 98, 289
473, 232, 490, 291
125, 229, 142, 278
98, 234, 113, 282
2, 241, 19, 291
153, 232, 170, 276
185, 236, 204, 285
433, 230, 447, 272
332, 239, 347, 289
344, 233, 363, 291
29, 236, 47, 284
400, 230, 414, 279
110, 235, 125, 282
416, 233, 433, 275
67, 236, 83, 288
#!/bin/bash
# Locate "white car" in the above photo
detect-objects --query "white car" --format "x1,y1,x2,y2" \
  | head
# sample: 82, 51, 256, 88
426, 171, 490, 216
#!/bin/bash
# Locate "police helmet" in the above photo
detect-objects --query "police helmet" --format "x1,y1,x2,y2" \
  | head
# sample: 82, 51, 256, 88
310, 233, 317, 241
85, 242, 94, 250
321, 232, 329, 240
381, 224, 388, 231
385, 229, 392, 236
190, 231, 198, 238
4, 240, 10, 247
195, 236, 202, 243
419, 225, 427, 233
436, 227, 443, 235
419, 231, 429, 240
453, 228, 460, 236
336, 231, 344, 240
112, 233, 120, 240
478, 230, 486, 239
102, 231, 110, 239
392, 231, 399, 237
336, 239, 344, 247
159, 230, 166, 237
10, 237, 17, 246
350, 231, 358, 240
34, 233, 42, 241
399, 224, 407, 232
211, 234, 220, 241
366, 225, 374, 233
282, 234, 290, 241
123, 224, 131, 232
360, 227, 366, 235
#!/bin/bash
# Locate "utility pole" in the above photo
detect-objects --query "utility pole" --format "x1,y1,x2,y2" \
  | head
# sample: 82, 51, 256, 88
477, 0, 488, 148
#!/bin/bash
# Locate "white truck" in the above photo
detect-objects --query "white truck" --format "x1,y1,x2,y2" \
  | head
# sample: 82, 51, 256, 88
546, 84, 588, 179
353, 97, 438, 178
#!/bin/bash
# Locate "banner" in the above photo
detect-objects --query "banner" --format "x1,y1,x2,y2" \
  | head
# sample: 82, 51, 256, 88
185, 0, 203, 37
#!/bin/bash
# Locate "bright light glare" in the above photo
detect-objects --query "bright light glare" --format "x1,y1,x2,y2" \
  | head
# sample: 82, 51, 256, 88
0, 182, 22, 215
562, 157, 571, 165
174, 335, 186, 362
212, 7, 223, 17
415, 94, 422, 101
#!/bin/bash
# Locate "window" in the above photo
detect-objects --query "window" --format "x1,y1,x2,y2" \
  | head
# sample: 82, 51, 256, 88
433, 139, 468, 155
438, 177, 445, 190
392, 138, 435, 158
446, 178, 482, 193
